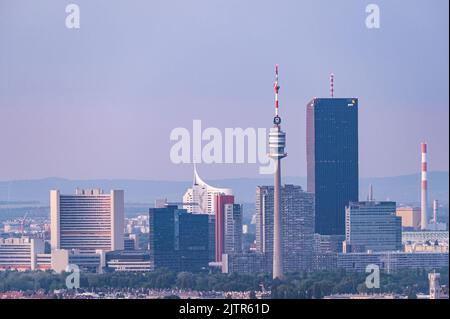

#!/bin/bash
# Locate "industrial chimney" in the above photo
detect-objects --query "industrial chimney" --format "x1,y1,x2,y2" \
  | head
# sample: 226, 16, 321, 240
433, 199, 438, 224
421, 142, 428, 230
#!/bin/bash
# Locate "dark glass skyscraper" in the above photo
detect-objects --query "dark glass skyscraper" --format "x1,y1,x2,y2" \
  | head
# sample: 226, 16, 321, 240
307, 98, 359, 235
149, 205, 209, 272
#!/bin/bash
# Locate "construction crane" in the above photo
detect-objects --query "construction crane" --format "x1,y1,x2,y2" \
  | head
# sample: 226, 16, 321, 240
20, 212, 28, 235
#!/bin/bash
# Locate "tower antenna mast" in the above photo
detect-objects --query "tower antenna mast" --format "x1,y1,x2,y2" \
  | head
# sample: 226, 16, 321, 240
275, 64, 280, 117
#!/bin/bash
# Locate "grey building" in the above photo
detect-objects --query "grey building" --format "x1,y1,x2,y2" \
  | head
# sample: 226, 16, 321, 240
224, 204, 242, 254
312, 234, 344, 271
222, 253, 268, 274
256, 184, 315, 273
105, 250, 153, 272
337, 252, 449, 273
343, 201, 402, 253
208, 214, 216, 262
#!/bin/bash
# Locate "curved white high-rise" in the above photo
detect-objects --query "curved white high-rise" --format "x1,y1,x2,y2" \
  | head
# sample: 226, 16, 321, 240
183, 166, 232, 214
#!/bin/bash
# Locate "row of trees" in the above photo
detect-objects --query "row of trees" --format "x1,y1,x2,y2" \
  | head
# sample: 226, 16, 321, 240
0, 267, 447, 298
270, 268, 448, 299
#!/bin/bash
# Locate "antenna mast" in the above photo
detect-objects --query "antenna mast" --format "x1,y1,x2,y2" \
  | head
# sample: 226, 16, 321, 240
274, 65, 281, 125
330, 73, 334, 98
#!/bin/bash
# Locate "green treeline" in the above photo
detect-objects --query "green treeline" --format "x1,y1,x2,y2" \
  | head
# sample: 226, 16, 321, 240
0, 268, 447, 299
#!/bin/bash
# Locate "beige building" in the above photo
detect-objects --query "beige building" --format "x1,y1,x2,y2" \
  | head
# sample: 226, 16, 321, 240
396, 207, 421, 230
51, 188, 124, 252
404, 243, 449, 253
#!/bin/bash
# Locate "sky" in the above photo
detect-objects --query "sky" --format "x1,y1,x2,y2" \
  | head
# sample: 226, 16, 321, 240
0, 0, 448, 181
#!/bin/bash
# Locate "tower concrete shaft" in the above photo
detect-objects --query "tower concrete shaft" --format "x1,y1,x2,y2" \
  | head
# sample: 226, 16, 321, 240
273, 159, 282, 279
269, 126, 286, 280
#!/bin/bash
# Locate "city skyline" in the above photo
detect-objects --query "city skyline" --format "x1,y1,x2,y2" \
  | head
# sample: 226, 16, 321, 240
0, 0, 449, 304
0, 0, 448, 181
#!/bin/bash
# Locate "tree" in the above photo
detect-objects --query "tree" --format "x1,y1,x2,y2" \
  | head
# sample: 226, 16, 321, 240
176, 272, 195, 289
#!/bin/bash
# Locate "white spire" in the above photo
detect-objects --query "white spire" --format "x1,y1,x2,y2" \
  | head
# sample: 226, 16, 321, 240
193, 164, 228, 191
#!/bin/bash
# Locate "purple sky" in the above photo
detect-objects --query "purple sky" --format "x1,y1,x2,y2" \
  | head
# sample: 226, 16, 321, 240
0, 0, 448, 181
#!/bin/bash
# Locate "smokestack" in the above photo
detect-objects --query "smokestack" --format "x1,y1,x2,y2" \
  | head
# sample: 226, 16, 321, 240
433, 199, 438, 224
421, 142, 428, 230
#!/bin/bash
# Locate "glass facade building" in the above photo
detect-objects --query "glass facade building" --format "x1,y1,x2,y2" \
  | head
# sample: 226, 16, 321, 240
223, 203, 243, 255
149, 205, 209, 272
307, 98, 359, 235
344, 201, 402, 253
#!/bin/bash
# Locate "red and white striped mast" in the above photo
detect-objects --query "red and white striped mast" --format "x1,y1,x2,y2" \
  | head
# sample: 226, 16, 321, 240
421, 142, 428, 230
274, 64, 280, 117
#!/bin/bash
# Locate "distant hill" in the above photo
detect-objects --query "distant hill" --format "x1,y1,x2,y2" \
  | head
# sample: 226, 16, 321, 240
0, 172, 448, 205
359, 171, 448, 205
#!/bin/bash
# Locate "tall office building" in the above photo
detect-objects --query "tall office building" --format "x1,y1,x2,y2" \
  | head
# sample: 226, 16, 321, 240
343, 201, 402, 253
223, 203, 243, 255
50, 189, 124, 252
256, 185, 315, 273
183, 166, 232, 214
207, 214, 216, 262
307, 97, 359, 235
178, 211, 209, 271
215, 194, 242, 261
149, 205, 209, 272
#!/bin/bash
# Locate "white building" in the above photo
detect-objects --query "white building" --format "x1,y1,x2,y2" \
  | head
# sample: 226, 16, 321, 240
51, 249, 105, 273
50, 188, 124, 252
183, 166, 232, 214
0, 237, 45, 271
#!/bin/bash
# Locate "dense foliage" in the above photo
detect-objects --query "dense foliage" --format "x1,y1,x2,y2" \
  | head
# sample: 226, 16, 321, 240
0, 267, 447, 299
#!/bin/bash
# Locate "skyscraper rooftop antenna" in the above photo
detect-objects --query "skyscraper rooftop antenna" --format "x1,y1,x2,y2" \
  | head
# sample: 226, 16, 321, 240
330, 73, 335, 98
368, 184, 374, 201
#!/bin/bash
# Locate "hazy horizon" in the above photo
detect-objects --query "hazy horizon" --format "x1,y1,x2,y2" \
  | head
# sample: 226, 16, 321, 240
0, 169, 449, 183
